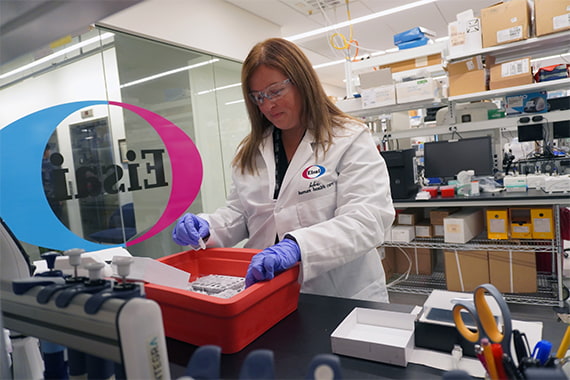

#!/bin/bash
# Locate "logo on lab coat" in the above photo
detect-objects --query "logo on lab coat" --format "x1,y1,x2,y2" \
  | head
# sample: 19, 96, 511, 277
302, 165, 325, 179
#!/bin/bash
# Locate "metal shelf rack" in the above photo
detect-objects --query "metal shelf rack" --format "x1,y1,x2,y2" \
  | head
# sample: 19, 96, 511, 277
383, 234, 556, 253
386, 271, 560, 306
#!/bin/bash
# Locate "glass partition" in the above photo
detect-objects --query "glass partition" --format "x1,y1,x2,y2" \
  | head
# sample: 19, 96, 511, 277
0, 26, 247, 262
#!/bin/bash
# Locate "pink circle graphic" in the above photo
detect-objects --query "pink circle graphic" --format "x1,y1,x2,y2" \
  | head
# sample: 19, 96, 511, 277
110, 102, 203, 246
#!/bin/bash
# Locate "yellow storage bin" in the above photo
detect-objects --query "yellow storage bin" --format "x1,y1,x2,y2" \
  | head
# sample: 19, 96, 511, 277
486, 208, 509, 240
510, 208, 532, 239
531, 208, 554, 240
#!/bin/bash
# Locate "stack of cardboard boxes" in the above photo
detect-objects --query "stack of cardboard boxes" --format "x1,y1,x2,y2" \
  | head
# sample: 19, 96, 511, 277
382, 206, 544, 294
440, 206, 540, 293
383, 209, 436, 279
447, 0, 570, 97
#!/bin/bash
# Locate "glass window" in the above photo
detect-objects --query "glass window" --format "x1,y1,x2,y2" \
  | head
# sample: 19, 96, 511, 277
0, 26, 247, 262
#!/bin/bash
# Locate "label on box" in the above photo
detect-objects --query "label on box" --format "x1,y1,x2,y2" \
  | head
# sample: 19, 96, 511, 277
501, 59, 529, 77
553, 13, 570, 30
533, 218, 552, 233
415, 56, 428, 67
467, 18, 480, 33
506, 92, 548, 114
446, 224, 461, 234
361, 85, 396, 108
512, 225, 530, 233
497, 26, 523, 43
489, 219, 507, 233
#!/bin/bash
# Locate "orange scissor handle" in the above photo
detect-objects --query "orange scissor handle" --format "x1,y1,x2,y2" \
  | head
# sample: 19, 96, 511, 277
452, 284, 512, 351
474, 286, 505, 343
453, 303, 479, 343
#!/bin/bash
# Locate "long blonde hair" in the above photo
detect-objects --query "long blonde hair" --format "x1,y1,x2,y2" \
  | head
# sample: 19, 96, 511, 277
233, 38, 354, 174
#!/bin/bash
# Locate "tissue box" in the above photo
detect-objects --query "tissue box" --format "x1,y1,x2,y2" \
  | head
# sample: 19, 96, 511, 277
331, 307, 417, 367
145, 248, 301, 353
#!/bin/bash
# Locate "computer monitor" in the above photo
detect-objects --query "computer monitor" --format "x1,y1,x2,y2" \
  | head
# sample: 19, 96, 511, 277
553, 120, 570, 139
423, 136, 494, 180
517, 123, 545, 142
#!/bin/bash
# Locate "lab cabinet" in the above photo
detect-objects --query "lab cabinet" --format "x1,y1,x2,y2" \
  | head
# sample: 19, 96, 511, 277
342, 30, 570, 307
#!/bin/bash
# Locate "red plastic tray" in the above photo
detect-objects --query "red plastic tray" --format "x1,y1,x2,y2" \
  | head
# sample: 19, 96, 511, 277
144, 248, 300, 353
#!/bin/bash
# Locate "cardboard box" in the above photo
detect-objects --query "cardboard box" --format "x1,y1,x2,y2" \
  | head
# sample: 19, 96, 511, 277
444, 250, 489, 292
390, 225, 416, 242
505, 91, 548, 115
488, 56, 533, 90
145, 248, 300, 353
447, 55, 487, 96
361, 85, 397, 108
510, 208, 533, 239
433, 224, 445, 237
395, 247, 435, 275
415, 222, 433, 238
430, 207, 461, 225
504, 175, 528, 192
486, 208, 509, 240
481, 0, 531, 48
359, 68, 392, 89
331, 307, 416, 367
489, 250, 537, 293
531, 207, 554, 239
448, 15, 483, 56
379, 53, 442, 73
397, 208, 424, 225
396, 78, 441, 103
381, 247, 396, 280
535, 0, 570, 36
444, 208, 485, 243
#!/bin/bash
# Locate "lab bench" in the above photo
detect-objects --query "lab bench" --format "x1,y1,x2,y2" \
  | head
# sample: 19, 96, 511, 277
167, 293, 568, 379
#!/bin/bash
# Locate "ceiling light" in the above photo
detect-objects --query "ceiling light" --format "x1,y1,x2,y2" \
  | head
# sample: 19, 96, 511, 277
286, 0, 437, 42
225, 99, 245, 105
120, 59, 220, 89
196, 82, 241, 95
0, 32, 115, 80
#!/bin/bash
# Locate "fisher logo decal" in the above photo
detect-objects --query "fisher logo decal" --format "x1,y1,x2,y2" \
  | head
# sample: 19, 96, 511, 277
0, 101, 202, 251
302, 165, 325, 179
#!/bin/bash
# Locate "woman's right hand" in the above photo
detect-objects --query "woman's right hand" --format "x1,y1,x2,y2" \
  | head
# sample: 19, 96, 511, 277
172, 213, 210, 248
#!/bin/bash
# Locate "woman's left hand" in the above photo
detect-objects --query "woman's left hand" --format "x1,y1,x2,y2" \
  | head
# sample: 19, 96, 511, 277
245, 238, 300, 287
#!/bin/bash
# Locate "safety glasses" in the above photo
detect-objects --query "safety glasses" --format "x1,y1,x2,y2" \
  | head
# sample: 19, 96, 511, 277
248, 79, 291, 106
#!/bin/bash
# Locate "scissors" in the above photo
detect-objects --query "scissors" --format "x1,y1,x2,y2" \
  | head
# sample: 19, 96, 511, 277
452, 283, 513, 359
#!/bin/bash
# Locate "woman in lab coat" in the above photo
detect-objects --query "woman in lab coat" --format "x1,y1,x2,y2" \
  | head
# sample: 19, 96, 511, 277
173, 38, 395, 302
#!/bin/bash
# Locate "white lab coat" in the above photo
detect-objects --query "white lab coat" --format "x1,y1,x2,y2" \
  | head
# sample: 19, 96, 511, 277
201, 121, 395, 302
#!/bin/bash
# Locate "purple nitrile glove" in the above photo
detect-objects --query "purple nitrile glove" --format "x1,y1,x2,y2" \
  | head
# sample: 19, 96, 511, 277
245, 237, 301, 287
172, 213, 210, 247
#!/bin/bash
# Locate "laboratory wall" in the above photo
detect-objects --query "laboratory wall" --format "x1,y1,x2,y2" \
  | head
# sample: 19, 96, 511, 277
0, 27, 247, 261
